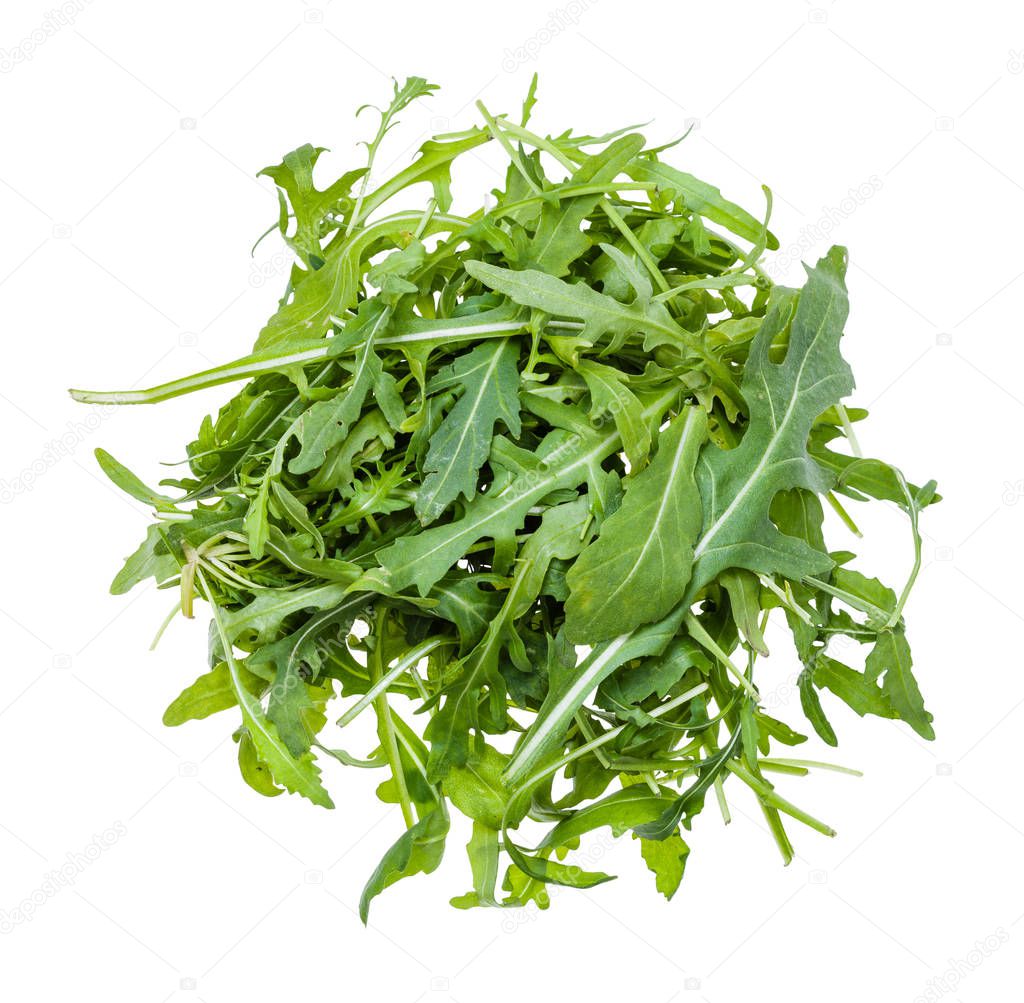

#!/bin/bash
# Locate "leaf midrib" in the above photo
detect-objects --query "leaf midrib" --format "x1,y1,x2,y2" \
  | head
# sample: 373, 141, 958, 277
693, 290, 840, 563
422, 340, 512, 507
582, 409, 698, 617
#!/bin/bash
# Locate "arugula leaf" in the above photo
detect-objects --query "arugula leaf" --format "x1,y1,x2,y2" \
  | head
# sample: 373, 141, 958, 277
450, 820, 501, 909
467, 260, 683, 352
258, 143, 366, 264
95, 448, 178, 510
416, 338, 522, 523
201, 569, 334, 808
866, 627, 934, 740
359, 804, 449, 922
813, 655, 897, 720
689, 248, 854, 593
443, 744, 519, 830
162, 662, 265, 726
637, 831, 690, 900
575, 358, 651, 468
564, 407, 706, 642
110, 523, 180, 594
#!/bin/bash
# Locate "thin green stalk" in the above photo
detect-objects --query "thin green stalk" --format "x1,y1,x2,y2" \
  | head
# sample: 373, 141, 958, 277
573, 711, 612, 769
726, 761, 836, 837
757, 574, 813, 625
760, 802, 794, 865
338, 637, 446, 728
760, 758, 863, 777
826, 490, 862, 537
713, 774, 731, 824
836, 402, 862, 457
477, 100, 543, 197
887, 468, 925, 628
517, 682, 709, 792
370, 613, 415, 829
684, 612, 759, 699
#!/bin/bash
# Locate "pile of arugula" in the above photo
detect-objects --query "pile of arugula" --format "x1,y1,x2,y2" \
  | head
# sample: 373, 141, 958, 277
72, 77, 937, 917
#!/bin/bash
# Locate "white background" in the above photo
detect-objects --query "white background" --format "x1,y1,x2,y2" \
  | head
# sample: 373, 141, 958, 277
1, 1, 1021, 1000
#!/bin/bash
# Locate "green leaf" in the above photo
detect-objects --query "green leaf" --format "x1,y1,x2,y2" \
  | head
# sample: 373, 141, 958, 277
236, 731, 284, 798
95, 449, 177, 509
865, 627, 934, 739
720, 569, 769, 655
110, 524, 179, 595
163, 662, 265, 726
575, 358, 651, 468
450, 821, 501, 908
359, 804, 450, 922
243, 473, 271, 559
633, 729, 742, 840
416, 338, 522, 523
689, 247, 854, 593
808, 567, 896, 629
813, 655, 896, 720
309, 409, 396, 492
506, 600, 691, 786
267, 674, 331, 758
221, 584, 354, 645
809, 431, 940, 510
254, 133, 488, 352
466, 259, 683, 352
424, 497, 591, 779
231, 655, 334, 807
443, 744, 519, 830
565, 407, 706, 642
536, 785, 678, 849
505, 842, 614, 890
637, 831, 689, 899
799, 670, 838, 746
258, 143, 366, 262
270, 480, 325, 557
598, 635, 708, 722
505, 785, 681, 892
199, 571, 342, 809
429, 574, 505, 652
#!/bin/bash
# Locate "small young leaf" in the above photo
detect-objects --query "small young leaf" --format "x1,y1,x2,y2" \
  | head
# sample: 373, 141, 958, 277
163, 662, 265, 726
637, 831, 689, 900
866, 628, 934, 739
